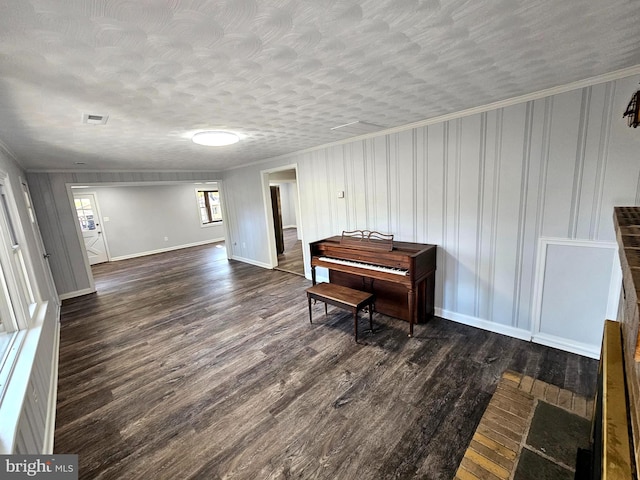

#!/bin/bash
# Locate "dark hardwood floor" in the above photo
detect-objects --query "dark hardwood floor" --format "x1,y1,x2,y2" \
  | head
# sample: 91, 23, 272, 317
55, 243, 598, 480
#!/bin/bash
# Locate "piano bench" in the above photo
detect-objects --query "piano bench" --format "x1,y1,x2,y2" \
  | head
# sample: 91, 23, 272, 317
306, 283, 375, 342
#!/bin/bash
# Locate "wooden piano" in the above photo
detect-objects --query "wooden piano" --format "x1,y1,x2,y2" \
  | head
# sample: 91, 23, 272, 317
310, 231, 437, 337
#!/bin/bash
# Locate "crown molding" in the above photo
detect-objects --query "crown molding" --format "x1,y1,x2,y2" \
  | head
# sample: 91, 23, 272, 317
224, 64, 640, 171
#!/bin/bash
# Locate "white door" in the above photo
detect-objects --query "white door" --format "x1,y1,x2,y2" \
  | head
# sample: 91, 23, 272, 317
21, 180, 59, 303
74, 193, 108, 265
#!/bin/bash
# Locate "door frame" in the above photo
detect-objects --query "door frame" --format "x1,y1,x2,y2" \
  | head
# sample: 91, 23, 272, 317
66, 180, 230, 293
67, 187, 111, 293
260, 164, 305, 272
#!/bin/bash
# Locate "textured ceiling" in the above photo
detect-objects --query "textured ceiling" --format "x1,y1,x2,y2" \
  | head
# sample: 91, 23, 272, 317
0, 0, 639, 172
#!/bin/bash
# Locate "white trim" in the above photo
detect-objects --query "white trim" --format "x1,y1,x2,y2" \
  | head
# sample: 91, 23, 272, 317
531, 237, 620, 344
0, 140, 20, 167
0, 331, 26, 405
58, 287, 95, 301
109, 238, 224, 262
193, 184, 223, 228
607, 258, 623, 319
532, 332, 600, 359
229, 255, 273, 270
42, 317, 60, 454
0, 302, 48, 454
200, 221, 224, 229
437, 308, 532, 341
66, 186, 96, 293
216, 181, 232, 261
260, 164, 301, 270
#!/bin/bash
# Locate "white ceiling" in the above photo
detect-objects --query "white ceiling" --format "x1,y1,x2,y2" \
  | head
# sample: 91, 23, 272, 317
0, 0, 639, 172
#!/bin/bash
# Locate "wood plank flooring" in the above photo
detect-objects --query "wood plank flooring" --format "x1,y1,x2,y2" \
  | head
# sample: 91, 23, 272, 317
54, 243, 598, 480
275, 227, 304, 276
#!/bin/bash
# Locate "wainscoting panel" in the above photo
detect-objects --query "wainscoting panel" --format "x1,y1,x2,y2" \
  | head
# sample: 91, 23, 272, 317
531, 238, 621, 358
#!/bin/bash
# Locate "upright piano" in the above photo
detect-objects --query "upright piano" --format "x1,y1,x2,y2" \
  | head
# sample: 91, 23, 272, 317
310, 232, 437, 337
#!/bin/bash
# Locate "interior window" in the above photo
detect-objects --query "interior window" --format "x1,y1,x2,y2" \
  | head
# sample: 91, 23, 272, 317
196, 190, 223, 225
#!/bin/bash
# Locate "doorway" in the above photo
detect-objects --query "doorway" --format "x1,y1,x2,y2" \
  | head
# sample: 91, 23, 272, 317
73, 192, 109, 265
261, 166, 305, 276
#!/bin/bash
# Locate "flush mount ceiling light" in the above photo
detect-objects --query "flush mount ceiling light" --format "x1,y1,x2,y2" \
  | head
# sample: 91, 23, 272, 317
192, 130, 240, 146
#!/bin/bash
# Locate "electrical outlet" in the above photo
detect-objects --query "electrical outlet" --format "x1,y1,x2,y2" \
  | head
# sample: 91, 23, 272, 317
242, 242, 246, 248
164, 236, 168, 241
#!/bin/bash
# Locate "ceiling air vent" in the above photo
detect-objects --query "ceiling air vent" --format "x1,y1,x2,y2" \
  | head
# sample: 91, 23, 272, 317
82, 113, 109, 125
331, 121, 385, 135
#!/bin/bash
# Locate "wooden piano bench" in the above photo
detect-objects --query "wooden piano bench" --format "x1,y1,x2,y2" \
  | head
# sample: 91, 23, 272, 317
306, 283, 375, 343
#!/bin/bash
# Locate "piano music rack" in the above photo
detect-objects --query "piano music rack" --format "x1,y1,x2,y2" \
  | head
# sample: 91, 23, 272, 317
340, 230, 394, 252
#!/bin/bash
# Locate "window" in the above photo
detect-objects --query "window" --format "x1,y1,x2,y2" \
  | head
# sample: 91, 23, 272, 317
0, 182, 35, 320
74, 197, 97, 231
196, 190, 222, 225
0, 175, 38, 362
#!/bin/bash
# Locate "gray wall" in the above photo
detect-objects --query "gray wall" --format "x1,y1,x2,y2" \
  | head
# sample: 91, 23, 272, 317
92, 183, 224, 260
221, 74, 640, 356
26, 171, 221, 297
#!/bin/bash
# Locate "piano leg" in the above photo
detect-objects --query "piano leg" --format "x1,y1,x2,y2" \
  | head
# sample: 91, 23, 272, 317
308, 296, 313, 324
408, 289, 415, 337
352, 307, 358, 343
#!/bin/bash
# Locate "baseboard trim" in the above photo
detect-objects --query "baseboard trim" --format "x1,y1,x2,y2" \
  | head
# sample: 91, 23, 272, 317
437, 308, 532, 342
229, 255, 273, 270
532, 332, 600, 359
43, 318, 60, 454
437, 308, 600, 358
58, 287, 95, 301
110, 238, 224, 262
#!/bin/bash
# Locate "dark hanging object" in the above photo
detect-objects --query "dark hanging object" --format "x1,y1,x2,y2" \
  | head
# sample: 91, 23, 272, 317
623, 89, 640, 128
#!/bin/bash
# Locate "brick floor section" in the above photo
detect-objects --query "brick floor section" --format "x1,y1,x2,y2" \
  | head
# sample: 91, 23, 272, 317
454, 370, 594, 480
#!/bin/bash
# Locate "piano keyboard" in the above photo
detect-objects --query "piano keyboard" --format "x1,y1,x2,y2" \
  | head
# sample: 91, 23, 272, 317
318, 256, 409, 276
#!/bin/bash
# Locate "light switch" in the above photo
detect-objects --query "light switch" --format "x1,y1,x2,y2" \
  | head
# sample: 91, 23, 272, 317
337, 191, 344, 198
103, 217, 110, 222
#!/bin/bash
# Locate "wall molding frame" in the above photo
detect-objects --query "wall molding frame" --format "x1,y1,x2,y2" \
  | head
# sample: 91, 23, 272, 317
530, 237, 621, 358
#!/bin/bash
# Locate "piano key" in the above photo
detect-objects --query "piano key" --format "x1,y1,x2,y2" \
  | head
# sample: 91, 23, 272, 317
318, 256, 409, 276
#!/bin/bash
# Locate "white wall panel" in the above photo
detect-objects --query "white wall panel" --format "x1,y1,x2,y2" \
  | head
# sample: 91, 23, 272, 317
393, 130, 416, 242
457, 115, 482, 317
371, 136, 390, 234
602, 77, 640, 221
328, 145, 347, 232
532, 239, 619, 358
543, 89, 584, 238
